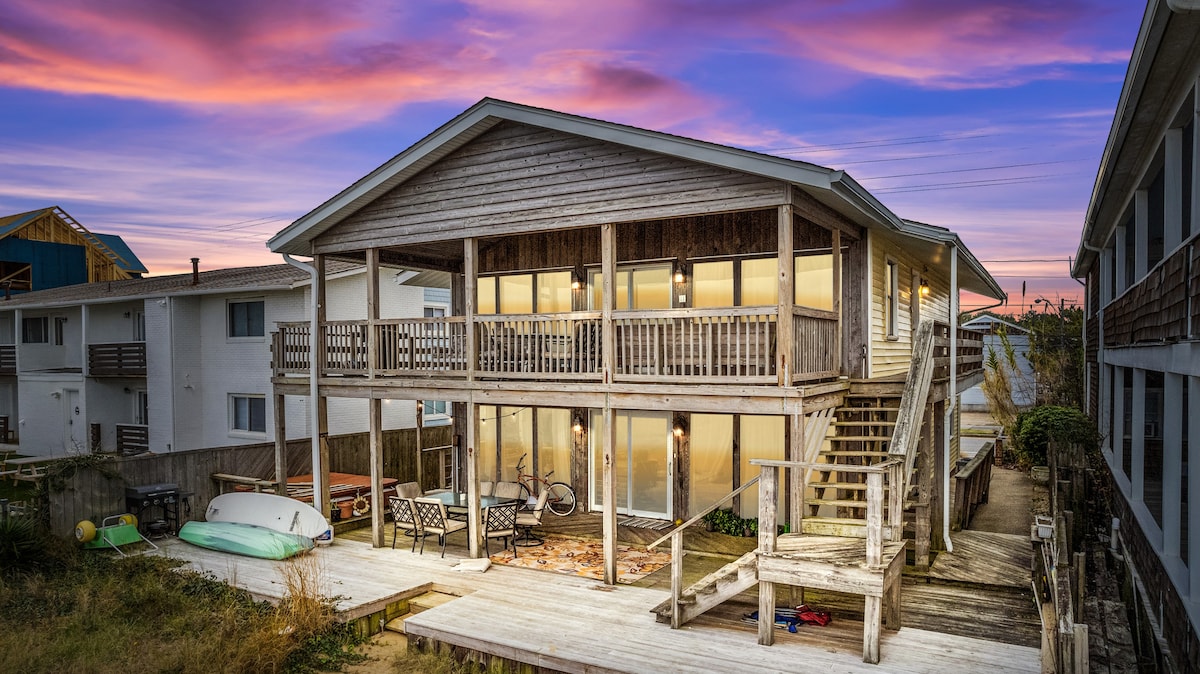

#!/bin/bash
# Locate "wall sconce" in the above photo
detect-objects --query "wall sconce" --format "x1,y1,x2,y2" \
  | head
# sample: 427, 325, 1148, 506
123, 387, 131, 394
673, 262, 685, 284
919, 279, 931, 297
572, 412, 584, 433
672, 426, 684, 438
50, 391, 61, 399
570, 270, 582, 290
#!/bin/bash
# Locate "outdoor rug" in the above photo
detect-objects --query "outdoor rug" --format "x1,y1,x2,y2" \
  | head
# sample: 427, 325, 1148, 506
489, 535, 671, 584
618, 516, 673, 531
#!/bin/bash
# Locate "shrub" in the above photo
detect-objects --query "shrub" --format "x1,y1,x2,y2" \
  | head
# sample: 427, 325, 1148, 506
1013, 405, 1097, 468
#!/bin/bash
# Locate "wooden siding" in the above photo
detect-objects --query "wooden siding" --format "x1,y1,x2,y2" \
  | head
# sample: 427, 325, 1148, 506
869, 234, 951, 378
313, 122, 788, 253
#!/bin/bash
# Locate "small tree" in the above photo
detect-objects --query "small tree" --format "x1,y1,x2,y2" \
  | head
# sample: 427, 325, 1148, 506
980, 327, 1034, 441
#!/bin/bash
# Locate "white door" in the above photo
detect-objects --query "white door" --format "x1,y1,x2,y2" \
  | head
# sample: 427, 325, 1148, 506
64, 389, 81, 452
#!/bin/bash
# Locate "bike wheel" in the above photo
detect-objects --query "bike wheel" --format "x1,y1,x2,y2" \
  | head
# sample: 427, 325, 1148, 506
517, 482, 533, 510
545, 482, 577, 516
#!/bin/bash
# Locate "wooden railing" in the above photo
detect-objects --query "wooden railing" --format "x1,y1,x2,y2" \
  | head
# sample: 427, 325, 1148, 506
1105, 234, 1196, 345
88, 342, 146, 376
476, 313, 601, 379
272, 305, 844, 384
792, 307, 838, 382
116, 423, 149, 455
377, 318, 467, 376
951, 440, 995, 531
0, 345, 14, 375
890, 320, 936, 480
613, 307, 776, 383
955, 325, 985, 378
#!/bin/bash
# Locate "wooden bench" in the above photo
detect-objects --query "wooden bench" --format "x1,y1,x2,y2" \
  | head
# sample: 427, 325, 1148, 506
211, 473, 277, 494
752, 459, 906, 664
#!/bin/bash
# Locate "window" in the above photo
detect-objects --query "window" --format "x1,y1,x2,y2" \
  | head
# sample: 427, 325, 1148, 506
230, 395, 266, 434
424, 306, 446, 318
228, 300, 265, 338
21, 317, 47, 344
133, 311, 146, 341
423, 400, 448, 417
133, 390, 149, 425
589, 264, 672, 310
691, 254, 834, 309
885, 259, 899, 339
54, 317, 67, 346
477, 271, 572, 314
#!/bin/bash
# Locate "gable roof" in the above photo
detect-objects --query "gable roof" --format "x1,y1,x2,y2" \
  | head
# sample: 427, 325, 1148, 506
92, 233, 148, 275
0, 260, 361, 310
0, 206, 147, 275
961, 314, 1028, 334
268, 98, 1004, 300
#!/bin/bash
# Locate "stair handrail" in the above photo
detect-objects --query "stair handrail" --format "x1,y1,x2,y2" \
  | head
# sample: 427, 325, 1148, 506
647, 475, 759, 630
888, 319, 936, 481
646, 475, 760, 552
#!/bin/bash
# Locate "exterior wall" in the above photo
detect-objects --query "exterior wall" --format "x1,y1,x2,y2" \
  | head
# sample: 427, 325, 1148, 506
145, 297, 173, 453
315, 121, 787, 253
961, 333, 1034, 411
16, 373, 84, 456
868, 232, 952, 377
86, 301, 143, 343
168, 296, 203, 451
84, 377, 141, 451
18, 306, 82, 371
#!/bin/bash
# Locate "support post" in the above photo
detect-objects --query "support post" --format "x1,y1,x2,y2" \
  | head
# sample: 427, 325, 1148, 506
601, 224, 615, 384
466, 398, 481, 558
788, 410, 805, 530
757, 464, 778, 647
777, 204, 794, 386
369, 397, 384, 547
602, 403, 617, 584
366, 248, 379, 379
464, 238, 477, 382
273, 393, 287, 492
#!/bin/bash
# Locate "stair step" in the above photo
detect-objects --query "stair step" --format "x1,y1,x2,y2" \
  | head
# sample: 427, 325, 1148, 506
821, 450, 891, 457
409, 591, 458, 614
809, 481, 868, 490
800, 516, 868, 537
384, 614, 413, 633
839, 407, 899, 413
807, 498, 869, 508
834, 420, 897, 427
829, 436, 891, 442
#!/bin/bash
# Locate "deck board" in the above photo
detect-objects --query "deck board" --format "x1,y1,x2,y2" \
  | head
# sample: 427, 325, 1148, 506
150, 536, 1038, 672
927, 530, 1033, 588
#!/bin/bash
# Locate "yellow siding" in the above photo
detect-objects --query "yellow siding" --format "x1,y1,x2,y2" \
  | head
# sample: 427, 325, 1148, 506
868, 233, 951, 378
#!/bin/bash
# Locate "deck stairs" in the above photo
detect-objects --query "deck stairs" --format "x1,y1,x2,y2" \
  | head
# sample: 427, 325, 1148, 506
384, 589, 459, 634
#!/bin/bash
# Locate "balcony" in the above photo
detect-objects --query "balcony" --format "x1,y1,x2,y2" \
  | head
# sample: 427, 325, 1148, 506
115, 423, 149, 455
1103, 232, 1199, 346
273, 307, 841, 385
88, 342, 146, 377
0, 345, 14, 375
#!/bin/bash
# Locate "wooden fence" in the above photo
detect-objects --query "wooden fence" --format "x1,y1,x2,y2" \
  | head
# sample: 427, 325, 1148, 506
44, 425, 453, 536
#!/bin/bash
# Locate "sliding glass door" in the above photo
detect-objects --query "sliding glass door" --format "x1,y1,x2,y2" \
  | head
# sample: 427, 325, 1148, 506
589, 410, 672, 519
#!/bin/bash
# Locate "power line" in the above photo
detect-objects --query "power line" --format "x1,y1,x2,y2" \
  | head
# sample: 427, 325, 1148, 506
858, 159, 1084, 181
768, 132, 996, 155
872, 172, 1083, 194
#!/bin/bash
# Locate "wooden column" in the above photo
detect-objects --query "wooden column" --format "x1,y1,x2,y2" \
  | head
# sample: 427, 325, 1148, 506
673, 413, 689, 522
366, 248, 379, 380
831, 228, 842, 376
415, 401, 424, 491
572, 408, 589, 509
273, 393, 287, 492
931, 401, 946, 553
601, 224, 615, 384
777, 204, 794, 386
602, 403, 617, 584
369, 397, 384, 547
464, 238, 477, 382
466, 398, 481, 558
915, 407, 933, 568
314, 255, 331, 517
788, 409, 805, 530
757, 464, 778, 646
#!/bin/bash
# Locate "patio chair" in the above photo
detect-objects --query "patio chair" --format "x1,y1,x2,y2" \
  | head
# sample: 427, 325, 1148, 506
515, 489, 549, 546
388, 497, 422, 552
395, 481, 422, 499
483, 502, 519, 558
414, 497, 468, 557
480, 481, 494, 497
493, 481, 522, 501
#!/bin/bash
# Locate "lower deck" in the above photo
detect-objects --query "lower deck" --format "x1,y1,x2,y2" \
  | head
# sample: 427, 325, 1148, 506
149, 526, 1040, 672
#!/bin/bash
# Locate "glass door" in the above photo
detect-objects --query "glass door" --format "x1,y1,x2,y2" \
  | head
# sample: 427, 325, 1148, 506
589, 410, 671, 519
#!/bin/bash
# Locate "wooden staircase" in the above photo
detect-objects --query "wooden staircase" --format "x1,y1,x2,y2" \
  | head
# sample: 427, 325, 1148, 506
650, 550, 758, 627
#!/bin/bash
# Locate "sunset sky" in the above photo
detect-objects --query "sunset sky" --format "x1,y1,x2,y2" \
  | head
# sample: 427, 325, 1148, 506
0, 0, 1145, 312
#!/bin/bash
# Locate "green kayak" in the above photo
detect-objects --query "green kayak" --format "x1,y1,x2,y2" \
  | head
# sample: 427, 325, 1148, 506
178, 521, 314, 560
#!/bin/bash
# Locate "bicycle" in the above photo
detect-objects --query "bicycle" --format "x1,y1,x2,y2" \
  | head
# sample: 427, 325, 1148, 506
513, 453, 577, 516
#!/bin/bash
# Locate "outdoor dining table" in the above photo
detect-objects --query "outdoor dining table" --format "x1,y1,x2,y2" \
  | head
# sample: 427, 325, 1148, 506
424, 492, 518, 511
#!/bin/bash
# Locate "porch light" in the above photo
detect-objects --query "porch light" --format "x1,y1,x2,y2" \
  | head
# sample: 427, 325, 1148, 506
673, 426, 684, 438
570, 270, 582, 290
673, 261, 685, 284
919, 279, 931, 297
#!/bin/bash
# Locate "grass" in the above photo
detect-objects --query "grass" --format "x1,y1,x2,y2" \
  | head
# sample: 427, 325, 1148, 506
0, 527, 370, 674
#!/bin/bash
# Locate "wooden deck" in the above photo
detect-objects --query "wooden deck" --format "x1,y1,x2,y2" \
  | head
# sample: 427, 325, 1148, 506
149, 532, 1039, 672
927, 530, 1033, 589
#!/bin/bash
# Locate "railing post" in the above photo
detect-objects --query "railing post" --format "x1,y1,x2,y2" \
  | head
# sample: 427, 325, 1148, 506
757, 464, 778, 646
866, 471, 883, 567
671, 531, 683, 629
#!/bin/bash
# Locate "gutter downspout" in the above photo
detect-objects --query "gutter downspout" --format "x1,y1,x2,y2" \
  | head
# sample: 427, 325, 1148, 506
944, 243, 959, 553
282, 253, 325, 520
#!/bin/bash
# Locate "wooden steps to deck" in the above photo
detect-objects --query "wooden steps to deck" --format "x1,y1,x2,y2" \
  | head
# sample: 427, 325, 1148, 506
384, 589, 459, 634
650, 550, 758, 625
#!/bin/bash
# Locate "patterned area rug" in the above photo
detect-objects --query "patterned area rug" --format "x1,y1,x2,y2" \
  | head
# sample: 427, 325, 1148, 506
489, 536, 671, 584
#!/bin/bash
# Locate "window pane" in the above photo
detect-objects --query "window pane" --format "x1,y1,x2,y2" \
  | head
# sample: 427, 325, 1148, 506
795, 254, 834, 310
479, 405, 497, 480
499, 406, 533, 482
692, 262, 734, 308
537, 271, 572, 313
691, 414, 733, 510
589, 270, 603, 310
233, 397, 248, 430
739, 415, 785, 517
249, 397, 266, 433
537, 408, 572, 486
741, 258, 777, 306
229, 301, 264, 337
477, 277, 496, 314
499, 275, 533, 314
631, 267, 671, 309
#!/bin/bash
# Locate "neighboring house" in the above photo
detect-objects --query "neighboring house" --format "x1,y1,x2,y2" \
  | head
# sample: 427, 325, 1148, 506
0, 260, 428, 457
1073, 1, 1200, 670
959, 315, 1034, 411
0, 207, 146, 293
266, 95, 1005, 601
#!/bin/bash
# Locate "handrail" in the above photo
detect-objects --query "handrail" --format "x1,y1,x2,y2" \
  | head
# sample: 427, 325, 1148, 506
888, 319, 936, 479
647, 476, 760, 551
751, 458, 901, 473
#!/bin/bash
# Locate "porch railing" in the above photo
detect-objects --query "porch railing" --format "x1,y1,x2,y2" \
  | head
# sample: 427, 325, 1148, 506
116, 423, 149, 455
613, 307, 776, 383
792, 307, 838, 382
273, 322, 310, 374
476, 313, 601, 379
87, 341, 146, 376
324, 321, 368, 374
931, 321, 985, 380
378, 317, 467, 376
0, 345, 14, 375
